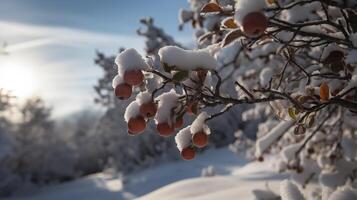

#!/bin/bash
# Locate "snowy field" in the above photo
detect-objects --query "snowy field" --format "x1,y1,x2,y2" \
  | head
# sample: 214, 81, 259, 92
7, 148, 291, 200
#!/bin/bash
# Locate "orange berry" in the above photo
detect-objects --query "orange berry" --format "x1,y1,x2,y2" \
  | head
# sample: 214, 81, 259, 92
124, 70, 144, 86
115, 83, 132, 100
320, 82, 330, 101
156, 122, 174, 137
174, 117, 184, 129
242, 12, 268, 38
181, 147, 196, 160
139, 101, 157, 118
127, 116, 146, 134
192, 131, 209, 148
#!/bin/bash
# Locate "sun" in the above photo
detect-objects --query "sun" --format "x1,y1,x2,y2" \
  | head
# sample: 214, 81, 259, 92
0, 61, 38, 98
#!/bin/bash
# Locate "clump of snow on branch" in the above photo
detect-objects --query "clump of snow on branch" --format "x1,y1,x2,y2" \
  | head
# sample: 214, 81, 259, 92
280, 142, 302, 163
136, 91, 152, 105
112, 74, 124, 88
190, 112, 211, 135
259, 68, 274, 88
158, 46, 218, 70
256, 120, 294, 157
175, 126, 192, 151
154, 89, 179, 124
281, 2, 320, 23
115, 48, 149, 75
124, 101, 141, 122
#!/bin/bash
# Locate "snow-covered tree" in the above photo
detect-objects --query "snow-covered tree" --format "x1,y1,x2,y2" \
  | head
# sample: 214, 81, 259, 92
0, 96, 77, 197
13, 97, 75, 183
110, 0, 357, 198
0, 89, 19, 196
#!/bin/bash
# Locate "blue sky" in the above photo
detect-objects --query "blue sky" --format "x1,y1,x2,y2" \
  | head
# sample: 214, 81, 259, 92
0, 0, 190, 35
0, 0, 193, 117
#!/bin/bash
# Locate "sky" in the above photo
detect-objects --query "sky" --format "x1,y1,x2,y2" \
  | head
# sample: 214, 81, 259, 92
0, 0, 193, 117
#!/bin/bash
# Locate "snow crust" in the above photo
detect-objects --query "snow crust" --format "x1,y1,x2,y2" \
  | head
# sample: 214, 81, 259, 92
11, 148, 254, 200
7, 148, 326, 200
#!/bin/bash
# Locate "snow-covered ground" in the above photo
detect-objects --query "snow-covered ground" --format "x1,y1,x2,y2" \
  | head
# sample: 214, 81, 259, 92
7, 148, 288, 200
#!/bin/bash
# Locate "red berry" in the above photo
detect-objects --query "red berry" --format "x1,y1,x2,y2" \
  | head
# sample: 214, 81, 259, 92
115, 83, 132, 100
156, 122, 174, 137
242, 12, 268, 38
128, 116, 146, 134
140, 101, 157, 118
124, 70, 144, 86
181, 147, 196, 160
192, 131, 209, 148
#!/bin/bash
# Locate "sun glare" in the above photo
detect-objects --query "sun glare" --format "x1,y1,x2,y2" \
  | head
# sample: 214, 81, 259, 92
0, 61, 38, 98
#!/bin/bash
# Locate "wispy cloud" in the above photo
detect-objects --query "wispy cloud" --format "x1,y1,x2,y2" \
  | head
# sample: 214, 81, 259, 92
5, 38, 56, 52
